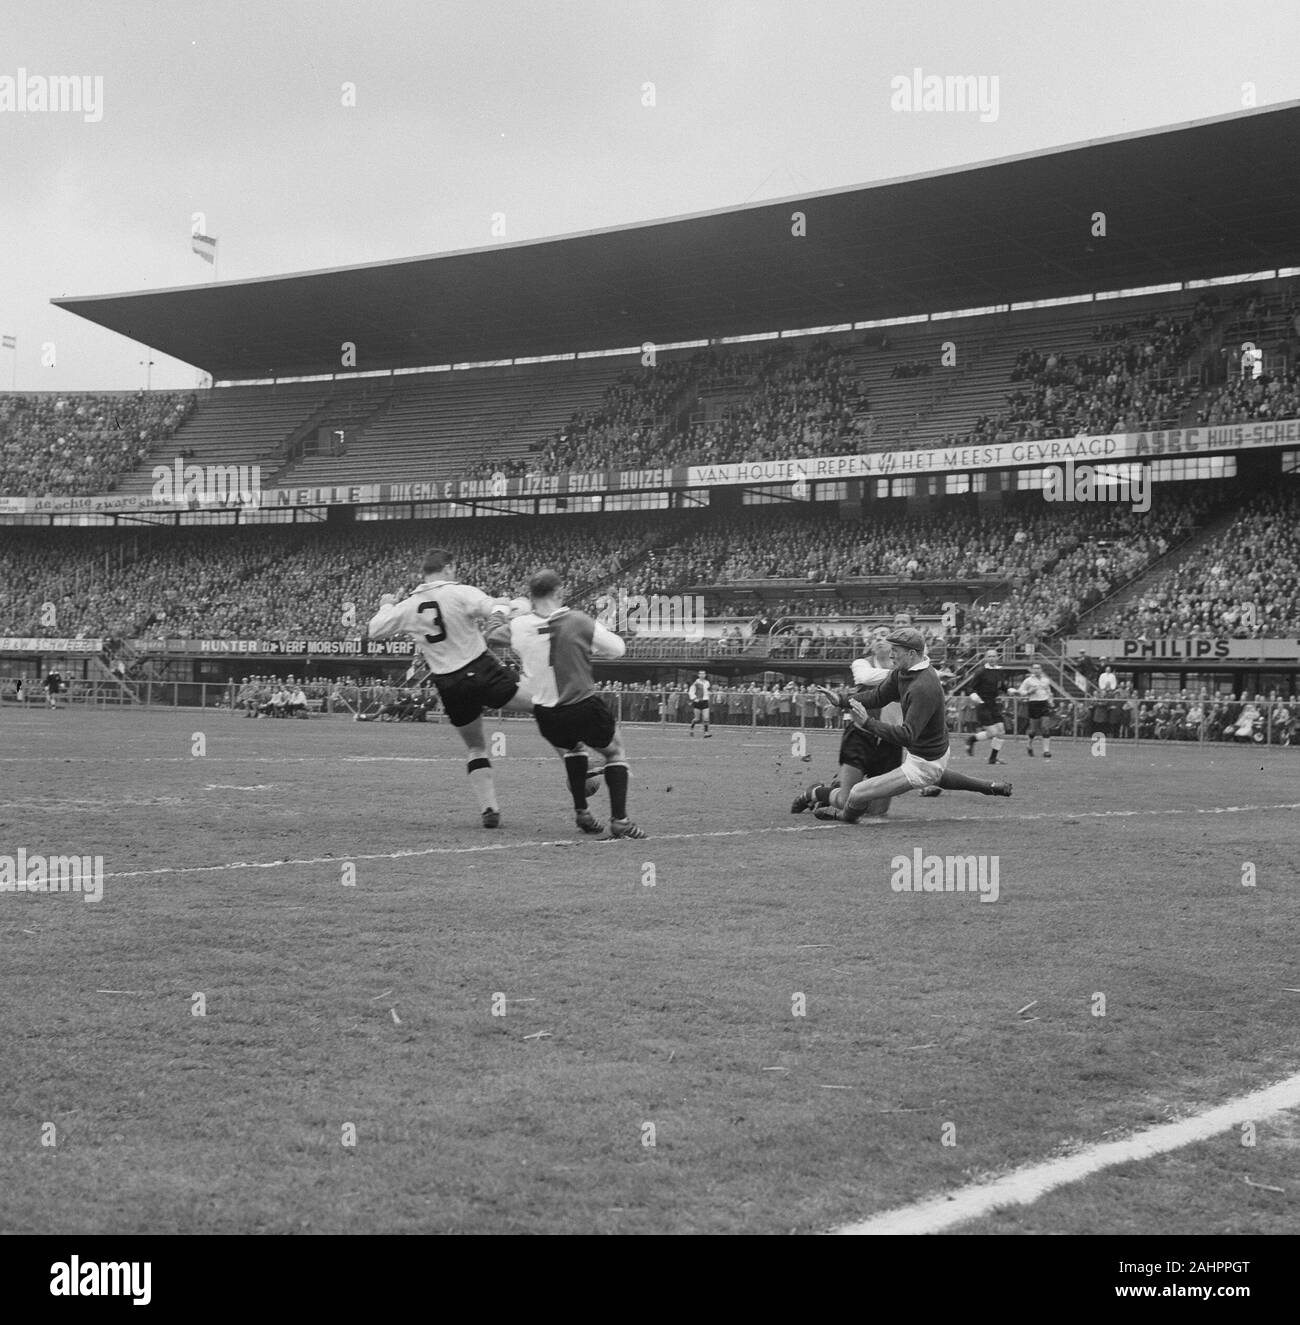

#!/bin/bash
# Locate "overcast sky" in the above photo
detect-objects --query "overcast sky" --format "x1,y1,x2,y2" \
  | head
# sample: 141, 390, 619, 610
2, 0, 1298, 391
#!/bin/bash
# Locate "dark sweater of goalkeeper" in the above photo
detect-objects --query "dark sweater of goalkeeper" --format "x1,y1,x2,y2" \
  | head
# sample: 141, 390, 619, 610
847, 637, 950, 761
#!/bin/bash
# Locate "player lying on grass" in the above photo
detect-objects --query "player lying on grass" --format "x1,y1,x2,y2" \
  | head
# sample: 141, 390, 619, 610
793, 630, 1012, 818
368, 547, 535, 828
490, 568, 647, 840
798, 627, 1010, 824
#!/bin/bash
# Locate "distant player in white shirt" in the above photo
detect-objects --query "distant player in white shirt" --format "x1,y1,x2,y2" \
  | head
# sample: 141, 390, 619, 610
688, 671, 712, 737
1017, 662, 1055, 758
368, 547, 529, 829
495, 568, 647, 840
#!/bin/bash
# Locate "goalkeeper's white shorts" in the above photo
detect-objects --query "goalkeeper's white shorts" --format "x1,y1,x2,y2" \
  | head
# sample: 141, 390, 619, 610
900, 747, 950, 789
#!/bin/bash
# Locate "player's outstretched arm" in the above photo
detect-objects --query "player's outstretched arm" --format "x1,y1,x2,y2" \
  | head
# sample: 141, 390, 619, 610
367, 593, 404, 639
853, 670, 900, 712
591, 622, 626, 660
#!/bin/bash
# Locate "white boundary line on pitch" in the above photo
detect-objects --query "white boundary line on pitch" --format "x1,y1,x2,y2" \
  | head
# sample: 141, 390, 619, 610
95, 801, 1300, 879
834, 1069, 1300, 1235
0, 754, 689, 765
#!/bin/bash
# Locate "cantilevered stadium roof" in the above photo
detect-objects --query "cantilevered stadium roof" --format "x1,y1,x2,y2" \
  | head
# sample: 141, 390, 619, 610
53, 102, 1300, 381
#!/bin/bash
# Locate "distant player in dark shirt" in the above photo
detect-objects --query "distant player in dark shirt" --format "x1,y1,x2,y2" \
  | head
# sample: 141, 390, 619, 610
963, 649, 1009, 765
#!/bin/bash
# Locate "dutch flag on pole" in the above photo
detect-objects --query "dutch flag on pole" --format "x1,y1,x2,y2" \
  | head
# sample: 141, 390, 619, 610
191, 233, 217, 264
1, 335, 14, 350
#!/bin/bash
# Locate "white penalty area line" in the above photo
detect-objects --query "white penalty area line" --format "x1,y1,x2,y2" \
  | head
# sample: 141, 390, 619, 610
99, 823, 843, 878
834, 1069, 1300, 1235
96, 801, 1300, 880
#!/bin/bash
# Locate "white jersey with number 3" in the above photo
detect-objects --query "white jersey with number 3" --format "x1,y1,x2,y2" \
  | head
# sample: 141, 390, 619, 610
368, 579, 504, 674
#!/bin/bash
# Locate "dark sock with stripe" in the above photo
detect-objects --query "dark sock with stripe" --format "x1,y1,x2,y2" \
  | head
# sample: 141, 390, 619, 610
810, 782, 833, 806
605, 763, 630, 819
938, 768, 998, 794
564, 753, 590, 810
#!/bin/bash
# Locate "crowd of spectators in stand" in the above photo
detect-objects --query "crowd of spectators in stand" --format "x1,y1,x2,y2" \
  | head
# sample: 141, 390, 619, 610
1090, 488, 1300, 638
461, 306, 1221, 485
0, 515, 669, 641
509, 341, 870, 476
0, 482, 1231, 650
1197, 367, 1300, 425
0, 391, 196, 496
455, 291, 1300, 482
939, 312, 1200, 449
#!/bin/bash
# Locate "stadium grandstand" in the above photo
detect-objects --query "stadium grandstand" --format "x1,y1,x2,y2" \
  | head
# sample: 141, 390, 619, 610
5, 102, 1300, 719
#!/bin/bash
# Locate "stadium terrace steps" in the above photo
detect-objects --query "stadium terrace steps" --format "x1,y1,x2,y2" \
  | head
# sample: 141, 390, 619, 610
111, 383, 332, 494
271, 359, 621, 488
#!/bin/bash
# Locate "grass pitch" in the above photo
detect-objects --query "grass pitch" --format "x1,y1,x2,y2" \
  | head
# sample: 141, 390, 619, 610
1, 707, 1298, 1234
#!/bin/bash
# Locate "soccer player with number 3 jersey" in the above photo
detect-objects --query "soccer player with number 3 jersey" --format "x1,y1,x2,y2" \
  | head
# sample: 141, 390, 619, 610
368, 548, 532, 828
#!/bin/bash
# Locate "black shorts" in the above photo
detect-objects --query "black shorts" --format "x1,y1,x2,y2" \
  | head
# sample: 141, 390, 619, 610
976, 702, 1004, 728
1027, 701, 1051, 720
433, 651, 518, 728
691, 699, 710, 710
534, 695, 617, 752
838, 725, 904, 778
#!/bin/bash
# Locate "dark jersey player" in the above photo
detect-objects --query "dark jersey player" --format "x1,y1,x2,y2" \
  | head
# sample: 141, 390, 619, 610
793, 631, 902, 817
795, 630, 1011, 817
501, 569, 647, 840
810, 627, 953, 823
963, 649, 1009, 765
